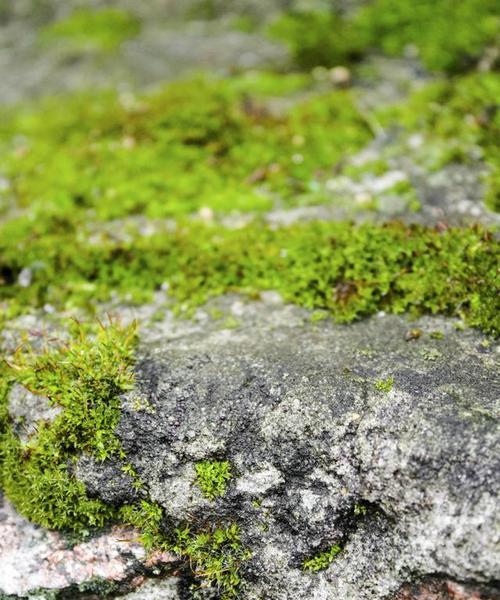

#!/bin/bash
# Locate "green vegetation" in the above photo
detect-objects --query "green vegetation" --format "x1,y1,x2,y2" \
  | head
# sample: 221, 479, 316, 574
268, 10, 363, 70
1, 218, 498, 334
0, 325, 249, 598
269, 0, 499, 73
374, 376, 395, 393
41, 8, 141, 52
380, 72, 500, 212
1, 3, 498, 596
0, 75, 369, 222
120, 500, 249, 598
303, 544, 342, 572
196, 459, 233, 500
0, 321, 136, 530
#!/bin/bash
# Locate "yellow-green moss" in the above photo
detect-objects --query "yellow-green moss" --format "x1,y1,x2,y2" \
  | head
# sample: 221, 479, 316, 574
269, 0, 499, 73
196, 460, 233, 500
40, 8, 141, 52
119, 500, 249, 598
303, 544, 342, 572
0, 75, 370, 223
0, 321, 136, 530
380, 72, 500, 212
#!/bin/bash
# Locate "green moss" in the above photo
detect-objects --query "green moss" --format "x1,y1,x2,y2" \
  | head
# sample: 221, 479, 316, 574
0, 76, 370, 222
374, 376, 394, 392
3, 217, 499, 333
196, 460, 233, 500
269, 0, 499, 74
268, 10, 364, 70
379, 72, 500, 211
356, 0, 499, 74
119, 501, 249, 598
40, 8, 141, 52
303, 544, 342, 572
0, 321, 137, 531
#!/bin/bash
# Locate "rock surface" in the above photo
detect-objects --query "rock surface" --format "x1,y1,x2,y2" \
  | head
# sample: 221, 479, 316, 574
0, 493, 176, 598
1, 298, 499, 598
79, 299, 500, 599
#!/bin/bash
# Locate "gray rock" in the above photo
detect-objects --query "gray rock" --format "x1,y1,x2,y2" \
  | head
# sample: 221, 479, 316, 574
73, 300, 500, 599
0, 493, 176, 598
8, 384, 61, 443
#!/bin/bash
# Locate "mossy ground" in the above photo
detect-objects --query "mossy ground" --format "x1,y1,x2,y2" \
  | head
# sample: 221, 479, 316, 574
269, 0, 499, 74
40, 8, 141, 52
0, 1, 499, 597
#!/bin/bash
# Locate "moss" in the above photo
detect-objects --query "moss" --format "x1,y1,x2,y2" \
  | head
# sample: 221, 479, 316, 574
3, 217, 499, 333
269, 0, 499, 74
0, 75, 369, 223
40, 8, 141, 52
355, 0, 499, 73
374, 377, 394, 392
268, 10, 364, 70
379, 72, 500, 212
0, 321, 137, 531
119, 501, 249, 598
195, 460, 233, 500
303, 544, 342, 572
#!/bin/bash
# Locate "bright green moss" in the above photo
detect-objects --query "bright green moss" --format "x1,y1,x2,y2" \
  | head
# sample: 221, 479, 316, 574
1, 218, 498, 334
0, 76, 370, 222
120, 501, 249, 598
303, 544, 342, 572
40, 8, 141, 52
269, 0, 499, 74
0, 322, 137, 531
196, 460, 233, 500
354, 0, 499, 74
374, 377, 394, 392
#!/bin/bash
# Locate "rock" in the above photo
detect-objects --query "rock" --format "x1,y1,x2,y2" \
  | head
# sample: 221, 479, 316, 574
394, 579, 500, 600
0, 494, 177, 598
7, 384, 61, 443
76, 300, 498, 599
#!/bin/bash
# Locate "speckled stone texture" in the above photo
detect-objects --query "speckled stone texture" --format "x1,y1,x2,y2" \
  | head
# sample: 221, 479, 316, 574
1, 296, 499, 598
0, 493, 176, 598
75, 298, 499, 600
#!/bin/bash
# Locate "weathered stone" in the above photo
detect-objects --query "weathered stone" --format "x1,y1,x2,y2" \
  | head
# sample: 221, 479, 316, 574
395, 579, 500, 600
73, 299, 499, 599
0, 494, 176, 598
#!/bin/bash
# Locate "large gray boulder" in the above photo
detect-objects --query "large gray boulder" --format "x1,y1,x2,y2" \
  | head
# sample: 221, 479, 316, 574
73, 298, 500, 599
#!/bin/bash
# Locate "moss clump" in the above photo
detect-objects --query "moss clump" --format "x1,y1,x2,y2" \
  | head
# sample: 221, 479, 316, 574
0, 321, 137, 531
268, 10, 364, 70
2, 218, 498, 334
196, 460, 233, 500
40, 8, 141, 52
269, 0, 499, 73
374, 377, 394, 392
120, 501, 249, 599
355, 0, 499, 73
0, 75, 369, 223
303, 544, 342, 572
